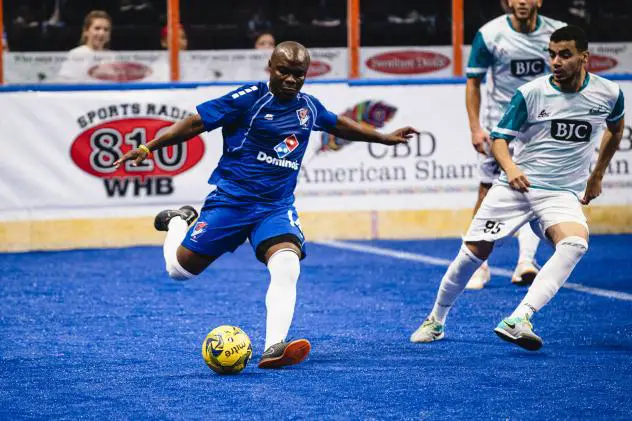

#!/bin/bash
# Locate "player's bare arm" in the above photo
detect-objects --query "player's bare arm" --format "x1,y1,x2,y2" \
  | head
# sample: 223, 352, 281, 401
466, 77, 491, 154
491, 137, 530, 192
581, 118, 625, 205
326, 115, 418, 145
113, 114, 205, 168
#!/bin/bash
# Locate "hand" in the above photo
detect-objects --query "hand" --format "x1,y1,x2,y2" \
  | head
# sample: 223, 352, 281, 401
471, 127, 491, 155
581, 175, 602, 205
379, 126, 420, 145
506, 165, 530, 192
112, 147, 149, 169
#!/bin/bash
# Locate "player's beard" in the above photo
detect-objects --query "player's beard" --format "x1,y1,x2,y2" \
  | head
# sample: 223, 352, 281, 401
511, 5, 538, 28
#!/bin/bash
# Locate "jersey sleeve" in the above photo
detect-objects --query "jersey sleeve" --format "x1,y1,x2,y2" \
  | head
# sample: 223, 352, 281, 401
195, 84, 264, 131
491, 91, 529, 141
606, 89, 625, 123
306, 95, 338, 131
466, 31, 493, 79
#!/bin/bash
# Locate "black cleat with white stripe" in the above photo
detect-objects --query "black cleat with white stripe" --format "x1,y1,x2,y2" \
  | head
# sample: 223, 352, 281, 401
154, 205, 198, 231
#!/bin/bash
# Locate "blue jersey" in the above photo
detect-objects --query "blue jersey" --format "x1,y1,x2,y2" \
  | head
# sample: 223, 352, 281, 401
196, 82, 338, 204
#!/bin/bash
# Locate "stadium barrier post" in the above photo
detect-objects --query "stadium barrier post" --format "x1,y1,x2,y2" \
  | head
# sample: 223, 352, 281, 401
168, 0, 181, 82
348, 0, 360, 79
452, 0, 464, 77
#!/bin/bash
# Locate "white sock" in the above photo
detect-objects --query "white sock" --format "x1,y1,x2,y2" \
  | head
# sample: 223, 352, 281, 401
510, 236, 588, 319
517, 224, 540, 264
431, 244, 484, 324
163, 217, 194, 280
264, 249, 300, 350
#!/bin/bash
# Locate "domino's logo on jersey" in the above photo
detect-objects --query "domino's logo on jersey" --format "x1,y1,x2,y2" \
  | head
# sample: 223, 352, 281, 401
296, 108, 310, 129
511, 59, 545, 77
274, 134, 300, 158
551, 120, 592, 142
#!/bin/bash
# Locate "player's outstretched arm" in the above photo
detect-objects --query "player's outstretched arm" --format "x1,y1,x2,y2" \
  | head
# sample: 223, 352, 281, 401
113, 114, 205, 168
326, 115, 418, 145
582, 118, 625, 205
491, 137, 530, 192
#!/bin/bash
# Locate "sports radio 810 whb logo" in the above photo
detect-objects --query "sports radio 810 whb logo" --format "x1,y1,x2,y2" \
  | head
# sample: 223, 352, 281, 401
70, 103, 205, 198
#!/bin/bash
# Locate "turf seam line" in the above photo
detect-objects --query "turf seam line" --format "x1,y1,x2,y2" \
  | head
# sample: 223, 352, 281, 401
314, 240, 632, 302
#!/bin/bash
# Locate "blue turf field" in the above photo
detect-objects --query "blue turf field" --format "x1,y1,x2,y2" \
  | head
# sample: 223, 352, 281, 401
1, 235, 631, 420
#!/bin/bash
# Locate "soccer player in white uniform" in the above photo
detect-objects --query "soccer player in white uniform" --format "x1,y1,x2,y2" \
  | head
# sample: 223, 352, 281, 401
465, 0, 566, 289
411, 25, 625, 350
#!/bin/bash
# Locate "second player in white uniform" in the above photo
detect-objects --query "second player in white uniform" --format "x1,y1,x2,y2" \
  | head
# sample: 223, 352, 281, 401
411, 25, 625, 351
465, 0, 566, 289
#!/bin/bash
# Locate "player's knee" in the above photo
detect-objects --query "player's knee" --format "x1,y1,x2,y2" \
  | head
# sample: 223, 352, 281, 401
464, 241, 493, 261
556, 236, 588, 259
267, 249, 300, 285
165, 260, 196, 281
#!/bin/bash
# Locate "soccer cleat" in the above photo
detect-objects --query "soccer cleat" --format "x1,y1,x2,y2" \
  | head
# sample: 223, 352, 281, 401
511, 260, 539, 286
410, 316, 445, 343
154, 205, 198, 231
258, 339, 311, 369
494, 316, 543, 351
465, 263, 491, 290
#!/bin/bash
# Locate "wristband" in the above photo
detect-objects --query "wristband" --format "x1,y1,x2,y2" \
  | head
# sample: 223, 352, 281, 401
138, 144, 151, 156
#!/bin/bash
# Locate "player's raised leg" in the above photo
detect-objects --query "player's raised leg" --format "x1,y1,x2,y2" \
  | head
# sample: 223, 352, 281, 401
495, 221, 588, 351
155, 205, 216, 280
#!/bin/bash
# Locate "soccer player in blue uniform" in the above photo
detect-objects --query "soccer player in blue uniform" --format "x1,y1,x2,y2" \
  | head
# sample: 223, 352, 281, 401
114, 41, 419, 369
411, 26, 625, 350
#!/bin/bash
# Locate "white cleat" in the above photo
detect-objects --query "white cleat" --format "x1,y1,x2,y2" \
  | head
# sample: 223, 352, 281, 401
465, 263, 490, 290
511, 260, 539, 286
410, 316, 445, 343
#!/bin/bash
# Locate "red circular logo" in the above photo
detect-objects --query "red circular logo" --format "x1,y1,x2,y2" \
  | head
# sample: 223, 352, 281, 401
70, 118, 205, 179
307, 60, 332, 77
587, 55, 618, 73
366, 50, 451, 75
88, 61, 152, 82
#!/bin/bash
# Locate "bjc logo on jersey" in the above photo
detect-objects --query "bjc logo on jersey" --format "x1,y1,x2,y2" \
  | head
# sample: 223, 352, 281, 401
274, 134, 299, 158
551, 119, 592, 142
510, 59, 545, 77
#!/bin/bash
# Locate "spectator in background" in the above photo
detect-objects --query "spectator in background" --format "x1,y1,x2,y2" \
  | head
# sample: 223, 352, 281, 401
2, 32, 8, 52
57, 10, 112, 82
160, 24, 188, 50
71, 10, 112, 53
148, 23, 198, 82
254, 32, 275, 50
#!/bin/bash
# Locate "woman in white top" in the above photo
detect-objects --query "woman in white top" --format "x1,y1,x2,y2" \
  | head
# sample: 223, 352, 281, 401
58, 10, 112, 82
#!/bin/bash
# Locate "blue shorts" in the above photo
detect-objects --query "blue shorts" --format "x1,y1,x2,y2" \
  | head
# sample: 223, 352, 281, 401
181, 192, 305, 262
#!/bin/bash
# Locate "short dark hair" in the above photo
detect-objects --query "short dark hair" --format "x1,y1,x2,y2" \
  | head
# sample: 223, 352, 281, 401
550, 25, 588, 52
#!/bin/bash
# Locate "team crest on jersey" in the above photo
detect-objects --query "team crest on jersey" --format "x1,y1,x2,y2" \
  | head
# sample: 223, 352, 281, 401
274, 134, 299, 158
296, 108, 310, 128
191, 221, 208, 239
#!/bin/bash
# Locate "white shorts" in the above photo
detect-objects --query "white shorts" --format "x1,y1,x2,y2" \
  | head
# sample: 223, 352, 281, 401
464, 184, 588, 243
477, 153, 501, 185
476, 134, 514, 185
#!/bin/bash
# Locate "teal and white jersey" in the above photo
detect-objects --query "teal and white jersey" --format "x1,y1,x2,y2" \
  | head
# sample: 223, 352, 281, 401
467, 15, 566, 128
491, 73, 625, 194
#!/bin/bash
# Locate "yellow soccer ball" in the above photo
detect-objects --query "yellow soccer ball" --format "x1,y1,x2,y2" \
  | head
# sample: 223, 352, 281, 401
202, 325, 252, 374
